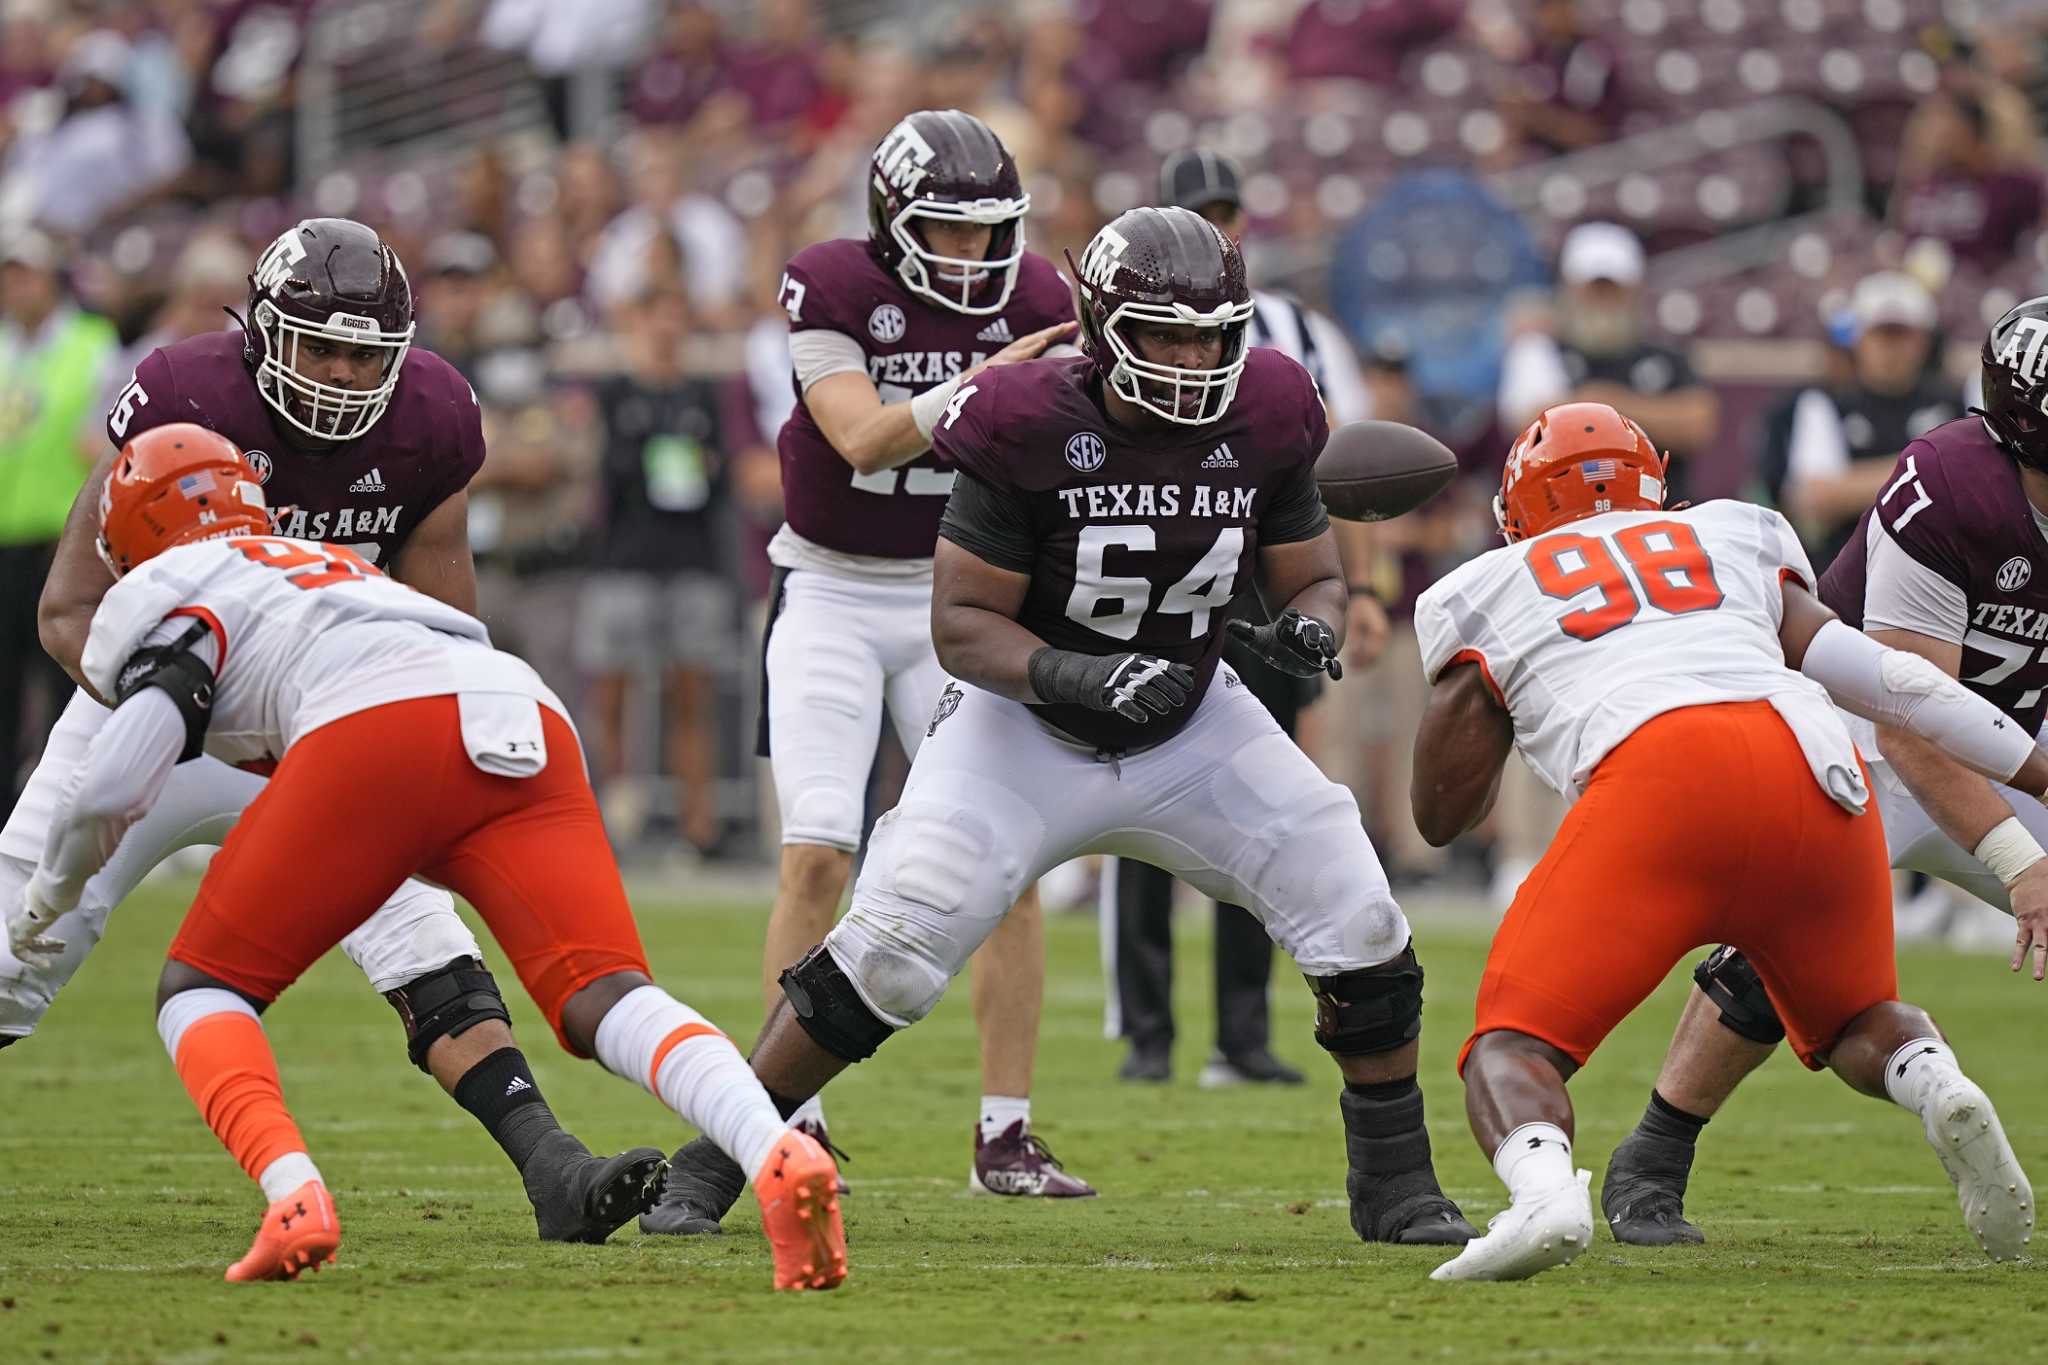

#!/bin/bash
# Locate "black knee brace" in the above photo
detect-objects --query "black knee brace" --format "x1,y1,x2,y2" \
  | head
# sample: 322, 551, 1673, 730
1693, 945, 1785, 1046
780, 943, 893, 1063
384, 957, 514, 1072
1307, 944, 1424, 1055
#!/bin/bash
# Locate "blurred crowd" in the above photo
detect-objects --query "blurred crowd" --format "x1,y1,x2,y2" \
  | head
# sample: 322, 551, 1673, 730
4, 0, 2047, 887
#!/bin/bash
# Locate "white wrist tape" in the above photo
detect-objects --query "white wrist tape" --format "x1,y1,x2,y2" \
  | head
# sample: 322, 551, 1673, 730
1800, 620, 2034, 782
1974, 816, 2047, 886
909, 374, 965, 445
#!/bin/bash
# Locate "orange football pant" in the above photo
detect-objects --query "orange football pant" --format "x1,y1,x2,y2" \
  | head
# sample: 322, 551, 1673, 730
1462, 700, 1898, 1073
169, 696, 649, 1053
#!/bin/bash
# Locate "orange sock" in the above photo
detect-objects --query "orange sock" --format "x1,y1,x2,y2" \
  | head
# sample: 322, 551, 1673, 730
161, 993, 309, 1184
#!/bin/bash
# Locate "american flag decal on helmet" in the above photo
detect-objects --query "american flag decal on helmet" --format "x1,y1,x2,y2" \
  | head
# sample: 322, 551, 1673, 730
1579, 458, 1619, 482
177, 472, 218, 498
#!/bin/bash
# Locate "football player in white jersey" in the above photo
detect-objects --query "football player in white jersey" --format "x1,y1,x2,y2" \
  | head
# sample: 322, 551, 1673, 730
1410, 402, 2038, 1281
5, 425, 846, 1291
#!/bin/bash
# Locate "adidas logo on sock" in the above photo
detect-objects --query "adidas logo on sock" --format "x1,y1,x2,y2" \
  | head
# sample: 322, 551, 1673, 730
505, 1076, 533, 1096
1200, 442, 1239, 469
348, 467, 387, 493
975, 317, 1014, 343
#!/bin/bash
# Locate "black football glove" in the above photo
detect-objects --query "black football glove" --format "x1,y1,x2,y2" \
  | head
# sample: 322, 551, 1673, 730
1028, 647, 1197, 724
1225, 608, 1343, 681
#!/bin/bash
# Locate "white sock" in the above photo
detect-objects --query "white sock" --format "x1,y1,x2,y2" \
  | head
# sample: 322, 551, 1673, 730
980, 1095, 1030, 1142
1494, 1122, 1575, 1202
257, 1152, 323, 1203
1882, 1038, 1961, 1116
789, 1094, 827, 1129
593, 985, 789, 1181
155, 987, 256, 1058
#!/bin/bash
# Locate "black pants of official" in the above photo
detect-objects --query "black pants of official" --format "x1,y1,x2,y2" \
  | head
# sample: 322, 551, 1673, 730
0, 543, 68, 827
1106, 610, 1320, 1058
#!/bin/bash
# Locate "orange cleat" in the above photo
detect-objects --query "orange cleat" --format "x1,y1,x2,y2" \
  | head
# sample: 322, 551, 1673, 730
753, 1129, 847, 1291
225, 1180, 340, 1283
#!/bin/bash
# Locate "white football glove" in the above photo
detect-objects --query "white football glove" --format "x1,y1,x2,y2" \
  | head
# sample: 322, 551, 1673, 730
6, 873, 72, 967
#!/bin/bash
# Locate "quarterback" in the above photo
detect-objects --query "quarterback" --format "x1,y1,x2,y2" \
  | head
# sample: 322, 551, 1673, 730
1412, 402, 2036, 1281
8, 426, 847, 1290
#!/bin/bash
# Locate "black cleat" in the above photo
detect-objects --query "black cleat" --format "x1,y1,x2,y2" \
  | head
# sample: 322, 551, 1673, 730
1118, 1044, 1172, 1083
1340, 1084, 1476, 1245
1199, 1048, 1305, 1087
525, 1132, 668, 1244
1600, 1129, 1704, 1245
640, 1135, 747, 1237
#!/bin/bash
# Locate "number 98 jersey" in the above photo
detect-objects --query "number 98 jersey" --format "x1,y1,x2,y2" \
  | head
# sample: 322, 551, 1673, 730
81, 536, 557, 769
934, 350, 1331, 751
1414, 500, 1828, 800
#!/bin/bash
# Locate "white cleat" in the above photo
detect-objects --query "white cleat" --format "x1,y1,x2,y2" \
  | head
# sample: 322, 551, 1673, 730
1920, 1077, 2034, 1262
1430, 1170, 1593, 1282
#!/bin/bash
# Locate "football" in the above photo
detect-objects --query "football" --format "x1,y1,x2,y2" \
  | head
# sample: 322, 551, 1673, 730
1315, 420, 1459, 522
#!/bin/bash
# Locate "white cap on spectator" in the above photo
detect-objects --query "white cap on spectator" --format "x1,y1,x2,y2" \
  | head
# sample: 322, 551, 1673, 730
62, 30, 132, 92
1559, 221, 1645, 287
1, 226, 60, 273
1849, 271, 1937, 333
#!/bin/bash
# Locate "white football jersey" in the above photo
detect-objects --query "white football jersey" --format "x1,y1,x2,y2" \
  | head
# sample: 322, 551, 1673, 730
82, 536, 563, 768
1415, 500, 1851, 800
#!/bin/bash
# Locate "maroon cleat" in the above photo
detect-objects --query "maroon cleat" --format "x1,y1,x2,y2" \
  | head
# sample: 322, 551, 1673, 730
969, 1121, 1098, 1198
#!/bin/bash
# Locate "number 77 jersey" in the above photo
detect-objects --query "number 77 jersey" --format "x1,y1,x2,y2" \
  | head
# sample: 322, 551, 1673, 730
1414, 499, 1834, 799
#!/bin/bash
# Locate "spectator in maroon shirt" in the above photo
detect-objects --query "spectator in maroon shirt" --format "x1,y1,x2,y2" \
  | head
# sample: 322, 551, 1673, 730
1074, 0, 1213, 87
1498, 0, 1627, 156
1284, 0, 1465, 85
1892, 88, 2046, 274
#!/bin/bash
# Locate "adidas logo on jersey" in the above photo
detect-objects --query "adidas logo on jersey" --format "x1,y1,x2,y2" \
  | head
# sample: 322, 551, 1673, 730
348, 468, 387, 493
975, 318, 1014, 343
505, 1076, 533, 1097
1201, 443, 1239, 469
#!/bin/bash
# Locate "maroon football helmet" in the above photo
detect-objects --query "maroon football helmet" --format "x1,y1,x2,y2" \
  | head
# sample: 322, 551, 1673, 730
866, 109, 1029, 316
1981, 294, 2048, 472
242, 217, 415, 443
1070, 206, 1255, 426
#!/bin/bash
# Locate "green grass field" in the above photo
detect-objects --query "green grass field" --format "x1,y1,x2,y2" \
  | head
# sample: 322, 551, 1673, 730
3, 881, 2045, 1363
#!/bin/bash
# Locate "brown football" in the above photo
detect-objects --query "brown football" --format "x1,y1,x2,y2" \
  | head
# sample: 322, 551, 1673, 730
1314, 420, 1459, 522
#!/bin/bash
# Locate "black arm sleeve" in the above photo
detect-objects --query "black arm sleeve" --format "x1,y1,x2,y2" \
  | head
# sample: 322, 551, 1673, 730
1259, 461, 1332, 546
938, 470, 1038, 573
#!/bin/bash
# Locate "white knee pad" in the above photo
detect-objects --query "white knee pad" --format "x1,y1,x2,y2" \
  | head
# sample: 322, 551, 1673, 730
339, 880, 483, 993
1242, 774, 1411, 975
780, 784, 863, 851
825, 801, 1024, 1025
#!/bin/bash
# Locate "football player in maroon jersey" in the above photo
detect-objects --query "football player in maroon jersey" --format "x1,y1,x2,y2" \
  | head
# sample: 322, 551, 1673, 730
1602, 295, 2048, 1246
1, 219, 668, 1244
642, 109, 1090, 1235
658, 207, 1478, 1249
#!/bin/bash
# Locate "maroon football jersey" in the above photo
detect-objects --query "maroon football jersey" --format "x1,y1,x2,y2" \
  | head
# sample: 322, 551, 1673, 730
775, 238, 1074, 560
105, 330, 486, 568
1820, 417, 2048, 734
935, 348, 1330, 749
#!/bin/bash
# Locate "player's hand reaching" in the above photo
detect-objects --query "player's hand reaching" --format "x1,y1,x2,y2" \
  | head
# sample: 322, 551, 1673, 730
2010, 860, 2048, 981
976, 321, 1078, 373
1027, 647, 1195, 724
5, 874, 69, 967
1227, 608, 1344, 681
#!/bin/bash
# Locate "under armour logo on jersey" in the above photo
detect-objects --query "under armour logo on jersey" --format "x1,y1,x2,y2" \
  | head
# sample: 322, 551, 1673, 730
1066, 432, 1107, 473
348, 467, 387, 493
975, 317, 1014, 343
1201, 442, 1239, 469
505, 1075, 533, 1097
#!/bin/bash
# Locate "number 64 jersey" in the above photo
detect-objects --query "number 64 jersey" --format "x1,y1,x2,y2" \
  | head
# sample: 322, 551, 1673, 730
1415, 500, 1862, 804
81, 536, 564, 770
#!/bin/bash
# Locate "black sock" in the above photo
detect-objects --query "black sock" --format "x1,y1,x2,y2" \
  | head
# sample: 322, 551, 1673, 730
1642, 1089, 1709, 1143
452, 1046, 565, 1172
1345, 1077, 1419, 1103
767, 1088, 809, 1121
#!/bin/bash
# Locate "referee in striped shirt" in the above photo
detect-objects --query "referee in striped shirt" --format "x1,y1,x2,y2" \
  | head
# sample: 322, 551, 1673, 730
1100, 150, 1366, 1087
